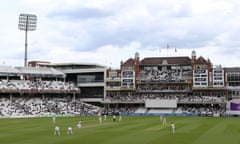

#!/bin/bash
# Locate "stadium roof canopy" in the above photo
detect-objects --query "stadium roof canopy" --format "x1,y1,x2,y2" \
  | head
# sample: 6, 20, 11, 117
35, 62, 106, 70
0, 66, 20, 76
122, 58, 135, 66
15, 67, 65, 78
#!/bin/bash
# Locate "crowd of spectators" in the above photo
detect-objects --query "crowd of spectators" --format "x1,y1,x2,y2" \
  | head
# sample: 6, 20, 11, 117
0, 93, 226, 117
105, 94, 226, 116
0, 77, 226, 118
0, 79, 79, 93
0, 96, 100, 118
137, 85, 190, 92
102, 107, 137, 115
140, 67, 191, 82
177, 105, 225, 117
105, 94, 225, 104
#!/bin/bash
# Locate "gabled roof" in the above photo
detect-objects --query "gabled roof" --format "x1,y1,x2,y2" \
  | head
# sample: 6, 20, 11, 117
195, 56, 211, 65
140, 56, 191, 65
122, 58, 135, 66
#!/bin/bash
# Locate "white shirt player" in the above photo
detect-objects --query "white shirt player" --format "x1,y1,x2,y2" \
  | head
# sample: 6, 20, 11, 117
52, 115, 56, 123
77, 121, 82, 129
98, 113, 102, 124
160, 115, 163, 122
170, 122, 175, 134
119, 112, 122, 121
113, 115, 116, 122
162, 117, 167, 126
104, 114, 107, 120
54, 126, 60, 135
67, 127, 73, 135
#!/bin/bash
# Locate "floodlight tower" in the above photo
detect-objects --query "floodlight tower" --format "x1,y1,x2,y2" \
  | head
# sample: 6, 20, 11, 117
18, 13, 37, 67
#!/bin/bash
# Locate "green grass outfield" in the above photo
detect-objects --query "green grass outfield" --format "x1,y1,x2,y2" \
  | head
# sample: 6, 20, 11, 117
0, 116, 240, 144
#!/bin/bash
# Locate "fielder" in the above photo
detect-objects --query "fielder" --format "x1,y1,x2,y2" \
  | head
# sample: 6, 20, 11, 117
119, 112, 122, 122
52, 115, 56, 123
104, 113, 107, 120
113, 114, 116, 122
67, 127, 73, 135
98, 114, 102, 124
54, 126, 60, 135
170, 122, 175, 134
77, 120, 82, 129
162, 116, 167, 126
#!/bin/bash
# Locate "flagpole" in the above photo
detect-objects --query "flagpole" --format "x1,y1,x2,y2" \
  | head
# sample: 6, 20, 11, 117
158, 48, 161, 56
167, 43, 169, 57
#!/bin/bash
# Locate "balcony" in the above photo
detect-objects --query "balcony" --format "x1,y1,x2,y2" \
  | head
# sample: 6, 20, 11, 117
105, 77, 121, 82
105, 86, 121, 91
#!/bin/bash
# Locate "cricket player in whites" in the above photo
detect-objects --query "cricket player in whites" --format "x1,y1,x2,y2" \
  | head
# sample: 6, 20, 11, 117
98, 113, 102, 124
170, 122, 175, 134
67, 127, 73, 135
104, 113, 107, 121
160, 115, 163, 122
162, 116, 167, 126
54, 126, 60, 135
77, 120, 82, 129
119, 112, 122, 122
52, 115, 56, 123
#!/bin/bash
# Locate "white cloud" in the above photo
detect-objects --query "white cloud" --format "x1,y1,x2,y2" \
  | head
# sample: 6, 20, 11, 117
0, 0, 240, 68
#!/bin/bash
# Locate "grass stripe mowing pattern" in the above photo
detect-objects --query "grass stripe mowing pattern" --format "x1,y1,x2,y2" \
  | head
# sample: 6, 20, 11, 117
0, 116, 239, 144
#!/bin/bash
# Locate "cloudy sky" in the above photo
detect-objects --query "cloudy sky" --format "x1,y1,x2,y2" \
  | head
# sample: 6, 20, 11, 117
0, 0, 240, 68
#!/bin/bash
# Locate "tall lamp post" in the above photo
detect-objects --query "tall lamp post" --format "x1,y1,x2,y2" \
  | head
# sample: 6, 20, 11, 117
18, 13, 37, 67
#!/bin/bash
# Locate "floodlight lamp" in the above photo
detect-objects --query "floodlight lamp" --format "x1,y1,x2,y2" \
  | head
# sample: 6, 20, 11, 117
18, 13, 37, 67
18, 13, 37, 31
